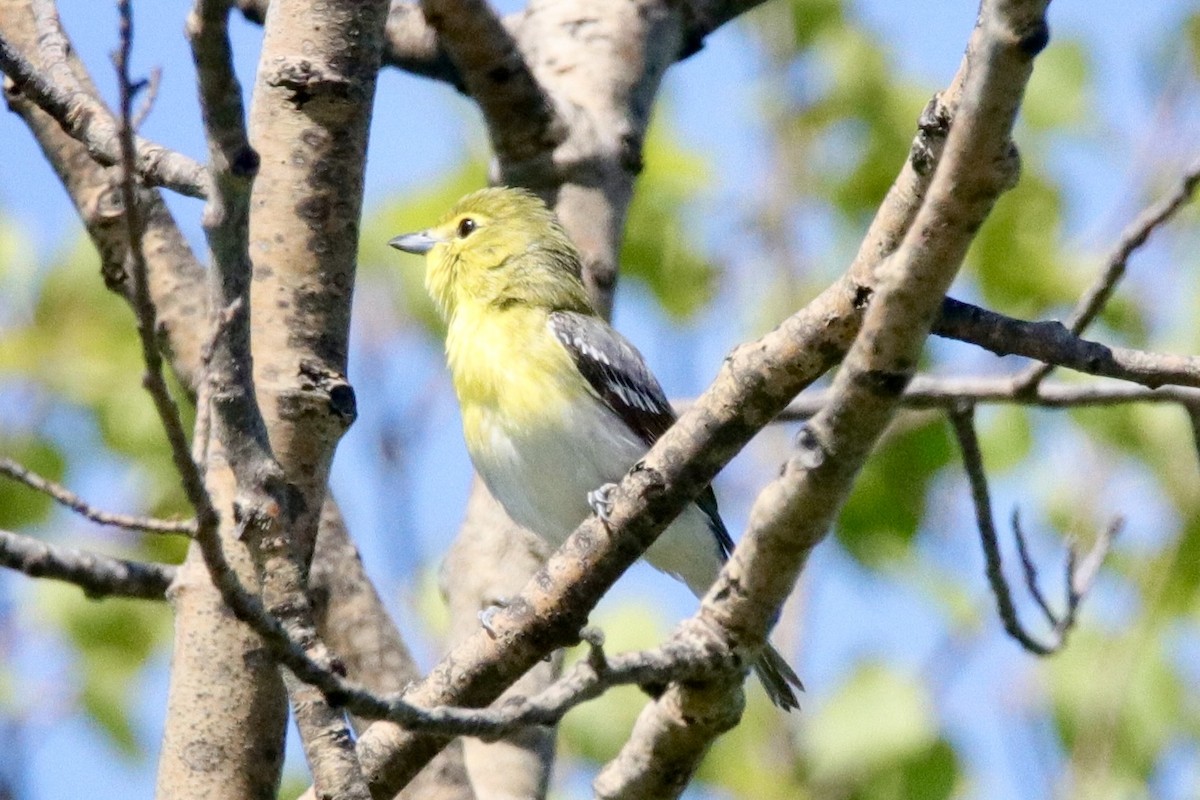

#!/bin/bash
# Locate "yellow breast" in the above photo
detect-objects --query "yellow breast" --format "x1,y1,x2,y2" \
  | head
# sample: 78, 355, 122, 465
446, 303, 591, 451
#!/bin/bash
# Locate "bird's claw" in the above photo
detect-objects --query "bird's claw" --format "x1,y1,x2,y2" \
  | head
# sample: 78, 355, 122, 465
588, 483, 618, 522
478, 596, 514, 638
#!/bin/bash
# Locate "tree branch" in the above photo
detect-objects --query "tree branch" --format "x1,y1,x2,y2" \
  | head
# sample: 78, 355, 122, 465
0, 3, 290, 795
0, 3, 209, 198
595, 2, 1050, 793
421, 0, 561, 166
0, 527, 174, 600
935, 296, 1200, 389
235, 0, 468, 87
189, 0, 373, 796
112, 0, 218, 536
767, 376, 1200, 421
948, 405, 1119, 655
0, 456, 195, 535
332, 4, 977, 792
1011, 155, 1200, 391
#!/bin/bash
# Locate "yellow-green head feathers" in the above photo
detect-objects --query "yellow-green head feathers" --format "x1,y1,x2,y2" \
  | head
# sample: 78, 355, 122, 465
389, 187, 594, 320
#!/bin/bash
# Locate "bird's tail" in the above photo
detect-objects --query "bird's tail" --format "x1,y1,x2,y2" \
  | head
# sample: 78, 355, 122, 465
753, 644, 803, 712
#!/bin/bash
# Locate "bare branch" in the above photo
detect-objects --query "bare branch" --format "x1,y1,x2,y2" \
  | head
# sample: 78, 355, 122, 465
935, 297, 1200, 389
0, 456, 195, 535
1, 2, 289, 794
0, 4, 209, 197
948, 405, 1118, 655
1011, 509, 1060, 629
332, 5, 987, 793
420, 0, 561, 166
189, 0, 372, 796
595, 3, 1052, 793
766, 376, 1200, 421
0, 527, 174, 600
1012, 156, 1200, 391
112, 0, 218, 539
235, 0, 467, 87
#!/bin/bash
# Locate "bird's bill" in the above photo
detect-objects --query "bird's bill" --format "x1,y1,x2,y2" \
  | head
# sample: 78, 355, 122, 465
388, 231, 444, 254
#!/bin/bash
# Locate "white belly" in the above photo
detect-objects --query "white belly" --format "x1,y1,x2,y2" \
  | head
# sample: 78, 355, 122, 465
468, 400, 726, 596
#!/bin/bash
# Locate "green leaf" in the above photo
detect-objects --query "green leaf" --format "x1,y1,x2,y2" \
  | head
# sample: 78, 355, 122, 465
977, 406, 1033, 473
837, 414, 953, 566
620, 122, 719, 319
1050, 627, 1183, 787
967, 171, 1080, 317
790, 0, 846, 50
803, 663, 937, 781
0, 238, 191, 518
36, 583, 170, 757
1022, 40, 1092, 130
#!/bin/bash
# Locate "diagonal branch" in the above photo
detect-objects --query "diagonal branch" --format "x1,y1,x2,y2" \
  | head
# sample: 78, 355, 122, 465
0, 456, 196, 535
419, 0, 561, 165
0, 527, 175, 600
1011, 156, 1200, 392
597, 2, 1051, 793
0, 5, 209, 198
767, 376, 1200, 421
329, 4, 987, 795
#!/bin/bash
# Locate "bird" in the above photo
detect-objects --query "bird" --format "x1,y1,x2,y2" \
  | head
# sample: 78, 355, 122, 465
389, 186, 802, 710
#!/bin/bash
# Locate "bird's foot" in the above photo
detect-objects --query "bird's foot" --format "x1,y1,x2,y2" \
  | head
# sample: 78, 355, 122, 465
588, 482, 618, 522
478, 596, 514, 638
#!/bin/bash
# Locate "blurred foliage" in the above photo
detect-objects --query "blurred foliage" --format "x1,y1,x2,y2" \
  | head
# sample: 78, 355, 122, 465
619, 121, 719, 319
0, 436, 65, 530
0, 237, 192, 523
35, 582, 170, 757
837, 414, 953, 566
0, 219, 185, 759
2, 0, 1200, 797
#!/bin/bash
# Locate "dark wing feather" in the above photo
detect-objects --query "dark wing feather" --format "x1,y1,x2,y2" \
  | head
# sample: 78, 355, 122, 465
548, 311, 733, 557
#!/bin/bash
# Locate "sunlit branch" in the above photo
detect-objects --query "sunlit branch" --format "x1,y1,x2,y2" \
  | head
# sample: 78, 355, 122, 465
1011, 156, 1200, 392
0, 2, 209, 197
0, 456, 196, 535
0, 527, 175, 600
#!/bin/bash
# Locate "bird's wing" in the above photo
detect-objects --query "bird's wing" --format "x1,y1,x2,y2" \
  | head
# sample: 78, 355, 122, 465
547, 310, 733, 557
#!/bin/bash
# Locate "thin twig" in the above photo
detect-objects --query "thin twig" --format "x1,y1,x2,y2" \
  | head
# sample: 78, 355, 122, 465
0, 527, 174, 600
112, 0, 219, 536
0, 4, 209, 197
1011, 509, 1059, 630
1011, 157, 1200, 392
131, 65, 161, 129
762, 377, 1200, 422
0, 456, 195, 535
947, 404, 1116, 655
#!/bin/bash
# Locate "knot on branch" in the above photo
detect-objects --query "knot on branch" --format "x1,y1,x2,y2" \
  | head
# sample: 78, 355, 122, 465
265, 57, 364, 109
911, 93, 953, 176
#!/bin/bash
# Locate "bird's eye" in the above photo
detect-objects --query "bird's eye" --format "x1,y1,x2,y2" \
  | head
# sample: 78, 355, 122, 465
456, 217, 477, 238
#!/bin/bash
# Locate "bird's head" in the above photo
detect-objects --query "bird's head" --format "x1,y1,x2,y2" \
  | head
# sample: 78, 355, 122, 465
389, 187, 593, 320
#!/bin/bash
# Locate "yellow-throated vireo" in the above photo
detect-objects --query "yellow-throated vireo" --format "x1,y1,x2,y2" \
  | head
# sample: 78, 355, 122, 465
389, 187, 801, 710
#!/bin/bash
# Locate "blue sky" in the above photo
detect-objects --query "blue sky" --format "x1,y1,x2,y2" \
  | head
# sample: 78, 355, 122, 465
2, 1, 1198, 798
